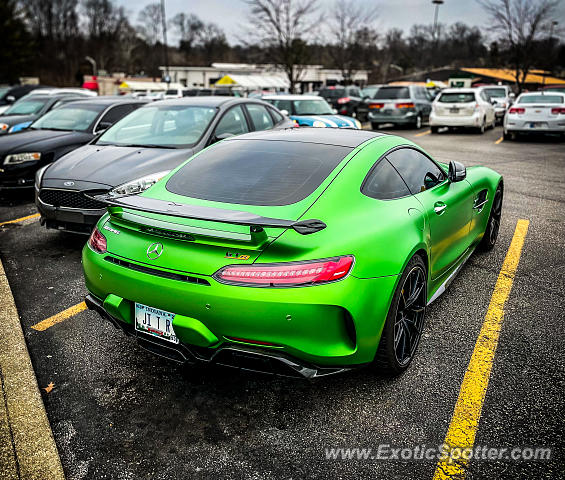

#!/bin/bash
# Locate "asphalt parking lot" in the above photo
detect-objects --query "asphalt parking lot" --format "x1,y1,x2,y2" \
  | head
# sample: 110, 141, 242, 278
1, 125, 564, 479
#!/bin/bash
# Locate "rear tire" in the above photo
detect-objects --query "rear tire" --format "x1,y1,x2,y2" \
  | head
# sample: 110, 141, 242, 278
372, 255, 427, 375
414, 115, 422, 129
371, 122, 379, 130
478, 184, 503, 251
477, 119, 486, 134
430, 126, 439, 134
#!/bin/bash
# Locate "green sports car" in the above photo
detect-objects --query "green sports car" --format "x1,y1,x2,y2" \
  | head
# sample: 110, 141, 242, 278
82, 129, 503, 377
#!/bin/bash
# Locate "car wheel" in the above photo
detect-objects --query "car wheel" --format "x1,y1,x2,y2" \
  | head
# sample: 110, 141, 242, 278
414, 115, 422, 129
477, 119, 486, 134
373, 255, 427, 375
371, 122, 379, 130
430, 126, 439, 134
478, 184, 503, 252
503, 130, 513, 141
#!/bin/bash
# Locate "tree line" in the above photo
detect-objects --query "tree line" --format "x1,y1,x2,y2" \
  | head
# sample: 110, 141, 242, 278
1, 0, 563, 92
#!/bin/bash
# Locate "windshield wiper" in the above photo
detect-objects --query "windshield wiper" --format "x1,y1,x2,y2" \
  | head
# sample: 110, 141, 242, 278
119, 143, 178, 149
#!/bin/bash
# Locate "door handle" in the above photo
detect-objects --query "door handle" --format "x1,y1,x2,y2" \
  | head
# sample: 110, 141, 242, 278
434, 202, 447, 215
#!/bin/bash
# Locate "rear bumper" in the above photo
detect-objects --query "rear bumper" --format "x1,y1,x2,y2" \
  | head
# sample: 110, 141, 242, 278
368, 111, 417, 125
504, 117, 565, 133
82, 245, 399, 370
429, 112, 481, 127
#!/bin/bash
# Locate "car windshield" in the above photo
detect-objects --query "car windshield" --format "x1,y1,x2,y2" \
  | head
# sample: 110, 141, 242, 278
438, 92, 476, 103
96, 104, 217, 148
4, 97, 49, 115
166, 139, 352, 206
483, 88, 506, 98
30, 104, 103, 131
319, 88, 346, 98
518, 95, 563, 104
362, 86, 379, 98
373, 87, 410, 99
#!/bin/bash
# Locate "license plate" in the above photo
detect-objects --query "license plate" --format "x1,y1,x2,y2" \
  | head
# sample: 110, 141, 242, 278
529, 122, 545, 128
449, 107, 460, 113
135, 303, 179, 344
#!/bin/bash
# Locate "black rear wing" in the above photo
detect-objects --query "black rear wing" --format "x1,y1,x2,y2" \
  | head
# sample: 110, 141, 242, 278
92, 194, 326, 235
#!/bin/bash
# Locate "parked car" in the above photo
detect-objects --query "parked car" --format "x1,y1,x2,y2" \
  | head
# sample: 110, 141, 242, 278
36, 97, 292, 233
81, 128, 503, 377
357, 84, 382, 122
25, 87, 97, 98
503, 92, 565, 140
318, 85, 363, 118
430, 88, 496, 134
0, 98, 146, 191
0, 94, 89, 135
0, 85, 50, 115
481, 85, 514, 124
367, 85, 432, 129
262, 95, 361, 128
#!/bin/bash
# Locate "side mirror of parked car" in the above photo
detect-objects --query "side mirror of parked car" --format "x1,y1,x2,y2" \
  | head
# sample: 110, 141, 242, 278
280, 109, 289, 116
6, 96, 15, 103
212, 132, 234, 144
95, 121, 113, 133
509, 93, 516, 102
448, 161, 466, 183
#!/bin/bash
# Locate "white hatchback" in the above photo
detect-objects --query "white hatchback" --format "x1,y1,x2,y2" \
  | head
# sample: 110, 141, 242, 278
503, 92, 565, 139
430, 88, 496, 134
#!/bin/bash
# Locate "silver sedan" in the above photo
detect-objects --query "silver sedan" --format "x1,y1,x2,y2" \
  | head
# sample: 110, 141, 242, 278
503, 92, 565, 139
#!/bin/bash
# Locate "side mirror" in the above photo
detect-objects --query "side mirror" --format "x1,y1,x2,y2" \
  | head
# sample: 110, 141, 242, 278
280, 109, 289, 116
332, 108, 338, 114
6, 95, 15, 103
448, 161, 466, 183
95, 121, 112, 133
509, 93, 516, 100
212, 132, 234, 143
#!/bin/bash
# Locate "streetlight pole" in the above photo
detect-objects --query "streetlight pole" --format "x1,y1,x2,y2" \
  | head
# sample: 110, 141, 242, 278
542, 20, 558, 89
160, 0, 170, 85
85, 56, 97, 76
432, 0, 444, 44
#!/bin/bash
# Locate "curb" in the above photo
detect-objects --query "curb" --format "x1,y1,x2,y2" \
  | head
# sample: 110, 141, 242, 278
0, 259, 65, 480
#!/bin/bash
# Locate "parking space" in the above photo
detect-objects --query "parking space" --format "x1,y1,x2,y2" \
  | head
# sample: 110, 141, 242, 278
1, 126, 564, 479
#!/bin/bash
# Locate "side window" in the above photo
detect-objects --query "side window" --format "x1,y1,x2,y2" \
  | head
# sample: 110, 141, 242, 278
361, 158, 411, 200
387, 148, 446, 194
98, 105, 133, 126
246, 104, 275, 131
214, 105, 249, 137
269, 107, 284, 124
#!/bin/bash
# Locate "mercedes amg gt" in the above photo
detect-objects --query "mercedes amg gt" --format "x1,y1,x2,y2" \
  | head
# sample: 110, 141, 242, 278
82, 129, 503, 377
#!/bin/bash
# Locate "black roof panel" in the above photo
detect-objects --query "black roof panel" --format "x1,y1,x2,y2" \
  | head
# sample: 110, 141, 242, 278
225, 127, 386, 147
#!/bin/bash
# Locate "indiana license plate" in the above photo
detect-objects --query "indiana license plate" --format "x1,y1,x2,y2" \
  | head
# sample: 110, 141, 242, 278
135, 303, 179, 344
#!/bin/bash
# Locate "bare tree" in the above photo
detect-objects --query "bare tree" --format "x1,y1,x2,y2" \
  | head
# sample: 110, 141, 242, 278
171, 13, 203, 56
478, 0, 560, 92
244, 0, 321, 92
330, 0, 378, 84
137, 2, 162, 45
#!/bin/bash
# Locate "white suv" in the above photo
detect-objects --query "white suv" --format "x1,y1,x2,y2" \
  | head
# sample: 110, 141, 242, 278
430, 88, 496, 134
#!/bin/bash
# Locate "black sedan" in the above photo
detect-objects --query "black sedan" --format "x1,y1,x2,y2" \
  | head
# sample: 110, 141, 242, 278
36, 97, 292, 233
318, 85, 363, 118
0, 94, 87, 135
0, 98, 146, 191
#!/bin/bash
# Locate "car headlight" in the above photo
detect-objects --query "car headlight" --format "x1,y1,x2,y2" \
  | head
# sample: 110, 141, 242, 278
35, 163, 52, 189
354, 119, 362, 129
4, 152, 41, 165
0, 123, 9, 133
109, 171, 170, 196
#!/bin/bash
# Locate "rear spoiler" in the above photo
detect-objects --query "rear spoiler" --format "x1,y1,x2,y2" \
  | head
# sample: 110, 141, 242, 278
91, 194, 326, 235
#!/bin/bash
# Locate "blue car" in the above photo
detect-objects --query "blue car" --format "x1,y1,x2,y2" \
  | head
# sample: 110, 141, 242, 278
262, 95, 361, 129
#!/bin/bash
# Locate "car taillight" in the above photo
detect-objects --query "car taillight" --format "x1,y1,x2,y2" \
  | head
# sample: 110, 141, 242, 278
88, 227, 107, 253
369, 103, 384, 109
337, 97, 351, 104
396, 102, 415, 109
508, 107, 525, 114
214, 255, 354, 287
551, 107, 565, 114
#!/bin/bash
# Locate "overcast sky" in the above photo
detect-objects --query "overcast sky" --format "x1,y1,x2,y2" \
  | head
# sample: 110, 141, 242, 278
116, 0, 565, 45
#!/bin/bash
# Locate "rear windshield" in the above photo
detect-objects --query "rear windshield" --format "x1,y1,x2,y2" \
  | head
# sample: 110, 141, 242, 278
438, 92, 476, 103
518, 95, 563, 104
4, 97, 49, 115
374, 87, 410, 100
482, 88, 506, 98
319, 88, 345, 98
166, 140, 352, 206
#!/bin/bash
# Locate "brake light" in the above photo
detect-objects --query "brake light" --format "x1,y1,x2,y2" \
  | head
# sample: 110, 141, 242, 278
215, 255, 354, 287
396, 102, 415, 109
369, 103, 384, 109
88, 227, 107, 253
337, 97, 351, 104
508, 107, 525, 114
551, 107, 565, 114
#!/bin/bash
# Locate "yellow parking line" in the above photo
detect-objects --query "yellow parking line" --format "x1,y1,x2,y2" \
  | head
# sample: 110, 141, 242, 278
415, 130, 431, 137
494, 136, 504, 144
0, 213, 40, 227
433, 219, 529, 479
31, 301, 87, 332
